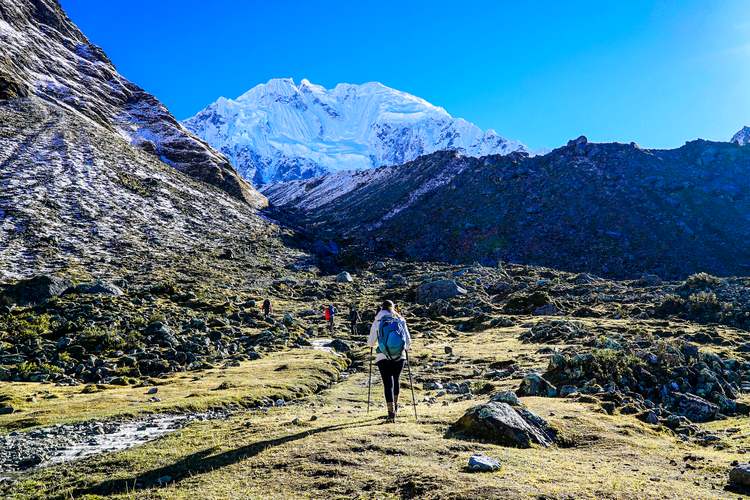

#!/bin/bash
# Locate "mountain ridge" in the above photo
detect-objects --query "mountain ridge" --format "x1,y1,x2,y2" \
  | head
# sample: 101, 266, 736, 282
183, 77, 526, 184
266, 136, 750, 279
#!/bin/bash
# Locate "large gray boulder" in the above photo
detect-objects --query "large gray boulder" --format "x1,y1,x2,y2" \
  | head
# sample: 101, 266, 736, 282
416, 279, 467, 304
517, 373, 558, 397
68, 281, 123, 296
730, 463, 750, 488
670, 392, 719, 423
1, 275, 72, 306
449, 401, 555, 448
335, 271, 353, 283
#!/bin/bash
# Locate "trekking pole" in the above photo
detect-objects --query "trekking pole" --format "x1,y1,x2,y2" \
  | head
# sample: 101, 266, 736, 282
367, 347, 373, 414
405, 350, 418, 422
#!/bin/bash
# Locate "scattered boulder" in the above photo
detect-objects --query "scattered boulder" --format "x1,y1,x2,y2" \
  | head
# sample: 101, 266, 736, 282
416, 280, 467, 304
325, 339, 351, 353
67, 281, 123, 296
387, 275, 408, 288
503, 291, 556, 315
517, 373, 557, 397
1, 275, 72, 306
729, 463, 750, 488
0, 405, 14, 415
467, 454, 500, 472
490, 391, 520, 406
336, 271, 353, 283
669, 392, 718, 423
449, 401, 555, 448
638, 274, 662, 286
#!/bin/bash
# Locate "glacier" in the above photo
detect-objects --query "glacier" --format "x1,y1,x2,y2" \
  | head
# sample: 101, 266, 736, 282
183, 78, 526, 185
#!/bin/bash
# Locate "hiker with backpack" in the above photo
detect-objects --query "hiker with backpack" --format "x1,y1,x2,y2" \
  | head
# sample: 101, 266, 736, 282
325, 304, 337, 333
368, 300, 412, 422
348, 305, 361, 335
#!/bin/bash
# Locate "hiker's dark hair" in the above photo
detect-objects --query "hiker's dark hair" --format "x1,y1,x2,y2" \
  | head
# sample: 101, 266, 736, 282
381, 300, 395, 312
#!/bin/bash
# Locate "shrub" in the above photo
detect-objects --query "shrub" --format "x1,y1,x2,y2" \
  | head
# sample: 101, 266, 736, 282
687, 291, 722, 321
1, 313, 54, 342
684, 272, 721, 290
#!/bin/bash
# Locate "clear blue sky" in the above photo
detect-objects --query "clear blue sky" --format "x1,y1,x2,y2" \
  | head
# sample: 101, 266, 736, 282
61, 0, 749, 150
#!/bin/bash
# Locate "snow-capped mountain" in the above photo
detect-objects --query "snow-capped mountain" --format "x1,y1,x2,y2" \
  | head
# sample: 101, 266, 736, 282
183, 78, 526, 185
731, 126, 750, 145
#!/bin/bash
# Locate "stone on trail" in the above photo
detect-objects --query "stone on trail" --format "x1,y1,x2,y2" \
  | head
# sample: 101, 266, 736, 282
729, 463, 750, 488
449, 401, 555, 448
0, 405, 14, 415
416, 279, 467, 304
325, 339, 351, 353
517, 373, 557, 397
336, 271, 353, 283
467, 454, 501, 472
1, 275, 72, 306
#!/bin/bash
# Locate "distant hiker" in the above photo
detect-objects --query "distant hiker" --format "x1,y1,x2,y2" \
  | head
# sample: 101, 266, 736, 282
348, 305, 361, 335
262, 298, 272, 319
325, 304, 337, 333
368, 300, 411, 422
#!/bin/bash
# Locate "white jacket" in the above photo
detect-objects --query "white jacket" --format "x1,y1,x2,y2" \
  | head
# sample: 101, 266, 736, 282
368, 310, 411, 362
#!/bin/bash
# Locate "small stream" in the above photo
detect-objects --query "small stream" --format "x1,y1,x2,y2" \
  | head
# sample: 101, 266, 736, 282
0, 410, 230, 480
0, 340, 344, 482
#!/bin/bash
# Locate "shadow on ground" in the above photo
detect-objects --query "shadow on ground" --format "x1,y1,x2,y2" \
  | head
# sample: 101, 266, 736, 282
69, 418, 381, 498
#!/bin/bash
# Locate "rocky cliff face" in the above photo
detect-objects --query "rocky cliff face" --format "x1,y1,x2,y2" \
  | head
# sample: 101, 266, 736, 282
0, 0, 265, 207
184, 78, 526, 185
0, 0, 275, 280
267, 137, 750, 279
731, 126, 750, 146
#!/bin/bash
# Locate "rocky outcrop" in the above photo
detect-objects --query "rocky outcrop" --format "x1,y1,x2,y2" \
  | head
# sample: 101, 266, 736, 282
731, 126, 750, 146
449, 401, 555, 448
1, 275, 71, 306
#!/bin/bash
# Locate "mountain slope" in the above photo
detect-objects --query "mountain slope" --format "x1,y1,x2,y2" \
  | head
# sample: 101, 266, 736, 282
267, 137, 750, 279
183, 78, 526, 184
0, 0, 265, 207
731, 126, 750, 146
0, 0, 276, 280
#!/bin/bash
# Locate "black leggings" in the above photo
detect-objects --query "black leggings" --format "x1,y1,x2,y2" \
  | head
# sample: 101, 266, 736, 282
377, 359, 404, 403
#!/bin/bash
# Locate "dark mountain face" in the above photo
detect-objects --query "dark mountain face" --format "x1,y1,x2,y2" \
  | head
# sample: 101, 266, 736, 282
266, 137, 750, 279
0, 0, 265, 207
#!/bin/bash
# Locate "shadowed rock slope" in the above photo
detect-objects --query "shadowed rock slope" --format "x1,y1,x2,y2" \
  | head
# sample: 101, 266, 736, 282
266, 137, 750, 279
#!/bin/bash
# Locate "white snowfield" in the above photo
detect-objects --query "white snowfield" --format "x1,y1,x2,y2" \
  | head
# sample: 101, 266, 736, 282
183, 78, 526, 184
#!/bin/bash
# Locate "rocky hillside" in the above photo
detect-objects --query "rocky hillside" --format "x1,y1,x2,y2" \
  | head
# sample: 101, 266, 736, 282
0, 0, 264, 207
267, 137, 750, 279
0, 0, 279, 281
183, 78, 526, 184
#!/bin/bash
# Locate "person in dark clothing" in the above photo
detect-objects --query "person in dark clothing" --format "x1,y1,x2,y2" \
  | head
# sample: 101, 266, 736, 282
367, 300, 411, 422
262, 299, 272, 319
348, 305, 361, 335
